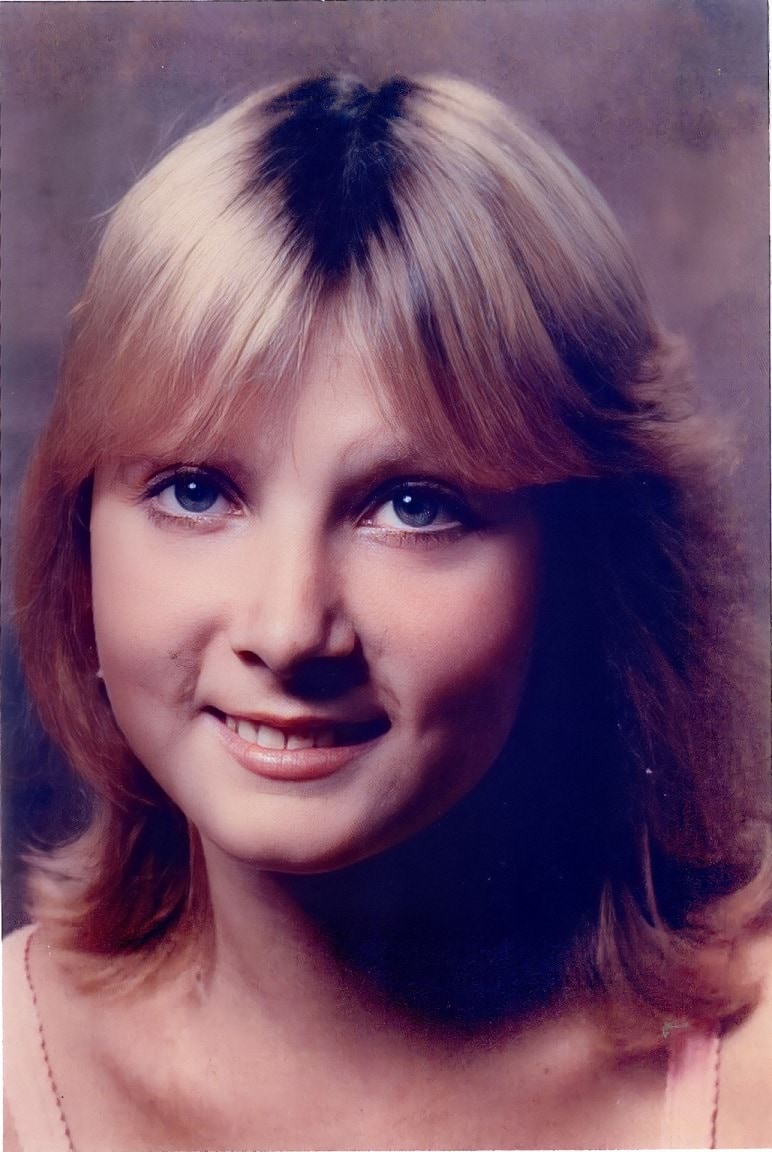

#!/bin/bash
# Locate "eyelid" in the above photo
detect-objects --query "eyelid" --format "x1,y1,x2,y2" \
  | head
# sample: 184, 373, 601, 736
145, 464, 238, 495
363, 476, 467, 504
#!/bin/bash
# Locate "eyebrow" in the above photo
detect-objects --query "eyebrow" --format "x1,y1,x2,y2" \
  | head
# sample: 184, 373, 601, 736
335, 417, 486, 474
112, 453, 258, 499
339, 440, 435, 475
332, 439, 473, 493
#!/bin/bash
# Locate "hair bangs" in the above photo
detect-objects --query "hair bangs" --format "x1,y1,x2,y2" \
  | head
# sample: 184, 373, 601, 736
332, 210, 595, 493
62, 175, 323, 476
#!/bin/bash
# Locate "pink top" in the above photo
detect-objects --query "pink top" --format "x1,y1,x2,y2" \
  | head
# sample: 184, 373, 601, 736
4, 924, 721, 1151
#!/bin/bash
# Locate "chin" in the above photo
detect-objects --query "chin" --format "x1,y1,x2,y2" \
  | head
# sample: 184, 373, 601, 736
196, 802, 398, 876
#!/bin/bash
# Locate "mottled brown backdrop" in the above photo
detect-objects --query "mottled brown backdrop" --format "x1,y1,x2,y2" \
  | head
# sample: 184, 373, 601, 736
1, 0, 768, 932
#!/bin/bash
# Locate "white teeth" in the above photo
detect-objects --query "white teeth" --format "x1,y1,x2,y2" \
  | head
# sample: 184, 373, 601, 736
236, 718, 260, 744
286, 734, 314, 750
227, 716, 339, 750
256, 724, 286, 750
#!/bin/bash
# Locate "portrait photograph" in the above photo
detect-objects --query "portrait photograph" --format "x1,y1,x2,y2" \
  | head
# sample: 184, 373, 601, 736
1, 2, 770, 1150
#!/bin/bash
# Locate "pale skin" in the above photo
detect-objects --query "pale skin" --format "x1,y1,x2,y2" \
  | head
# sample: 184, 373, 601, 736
5, 334, 771, 1150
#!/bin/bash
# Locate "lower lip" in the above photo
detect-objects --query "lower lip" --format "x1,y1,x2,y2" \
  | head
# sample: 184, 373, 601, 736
208, 713, 387, 782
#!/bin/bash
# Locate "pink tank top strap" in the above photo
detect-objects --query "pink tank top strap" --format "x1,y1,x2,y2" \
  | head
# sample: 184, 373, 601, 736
661, 1024, 722, 1149
3, 924, 74, 1152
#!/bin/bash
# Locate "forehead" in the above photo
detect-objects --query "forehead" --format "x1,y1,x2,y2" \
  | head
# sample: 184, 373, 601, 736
186, 328, 458, 481
285, 327, 407, 441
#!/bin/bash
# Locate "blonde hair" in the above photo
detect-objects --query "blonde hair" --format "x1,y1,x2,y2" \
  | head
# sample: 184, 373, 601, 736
15, 75, 770, 1048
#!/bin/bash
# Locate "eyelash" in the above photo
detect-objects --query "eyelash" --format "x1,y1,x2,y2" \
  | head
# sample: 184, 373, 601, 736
143, 467, 241, 530
358, 480, 476, 546
142, 467, 478, 547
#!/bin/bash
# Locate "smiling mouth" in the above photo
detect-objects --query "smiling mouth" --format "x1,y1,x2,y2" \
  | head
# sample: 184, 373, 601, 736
207, 707, 391, 782
208, 708, 390, 751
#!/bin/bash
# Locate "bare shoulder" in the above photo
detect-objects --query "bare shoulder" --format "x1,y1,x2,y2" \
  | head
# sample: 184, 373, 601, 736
4, 922, 83, 1024
9, 920, 190, 1047
3, 923, 205, 1150
2, 922, 35, 967
4, 921, 161, 1077
3, 922, 94, 1079
716, 933, 772, 1148
3, 926, 43, 1150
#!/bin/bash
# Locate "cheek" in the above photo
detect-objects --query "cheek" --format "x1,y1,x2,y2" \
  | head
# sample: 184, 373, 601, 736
90, 503, 215, 719
349, 527, 540, 728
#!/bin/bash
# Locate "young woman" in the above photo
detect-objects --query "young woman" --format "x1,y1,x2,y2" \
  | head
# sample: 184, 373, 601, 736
4, 74, 771, 1151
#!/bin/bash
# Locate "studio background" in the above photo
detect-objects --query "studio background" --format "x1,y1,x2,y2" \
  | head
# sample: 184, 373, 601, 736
1, 0, 768, 934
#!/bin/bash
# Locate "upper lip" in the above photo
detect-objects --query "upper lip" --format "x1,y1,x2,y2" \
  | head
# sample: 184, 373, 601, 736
208, 707, 388, 734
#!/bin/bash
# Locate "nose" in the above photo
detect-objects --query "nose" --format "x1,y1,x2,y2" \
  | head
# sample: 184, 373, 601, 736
229, 530, 358, 680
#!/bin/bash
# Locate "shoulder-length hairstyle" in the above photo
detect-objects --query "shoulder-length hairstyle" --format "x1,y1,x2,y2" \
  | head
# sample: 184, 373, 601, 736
15, 74, 770, 1049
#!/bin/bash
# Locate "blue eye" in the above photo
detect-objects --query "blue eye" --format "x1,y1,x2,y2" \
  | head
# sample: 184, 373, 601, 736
391, 490, 444, 528
365, 483, 468, 534
171, 474, 221, 514
147, 468, 234, 520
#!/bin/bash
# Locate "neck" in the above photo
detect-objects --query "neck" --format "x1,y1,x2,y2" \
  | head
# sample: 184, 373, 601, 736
198, 754, 594, 1035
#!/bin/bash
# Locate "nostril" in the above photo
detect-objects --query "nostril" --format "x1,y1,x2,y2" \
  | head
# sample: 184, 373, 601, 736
236, 650, 263, 668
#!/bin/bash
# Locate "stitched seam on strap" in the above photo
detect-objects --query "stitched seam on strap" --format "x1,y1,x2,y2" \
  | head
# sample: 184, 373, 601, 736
23, 929, 77, 1152
709, 1029, 722, 1150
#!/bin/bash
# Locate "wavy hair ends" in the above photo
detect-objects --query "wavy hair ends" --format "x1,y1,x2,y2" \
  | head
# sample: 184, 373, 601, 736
14, 74, 771, 1047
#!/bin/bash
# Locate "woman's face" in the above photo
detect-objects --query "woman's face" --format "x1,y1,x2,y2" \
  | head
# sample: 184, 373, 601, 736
90, 334, 540, 872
